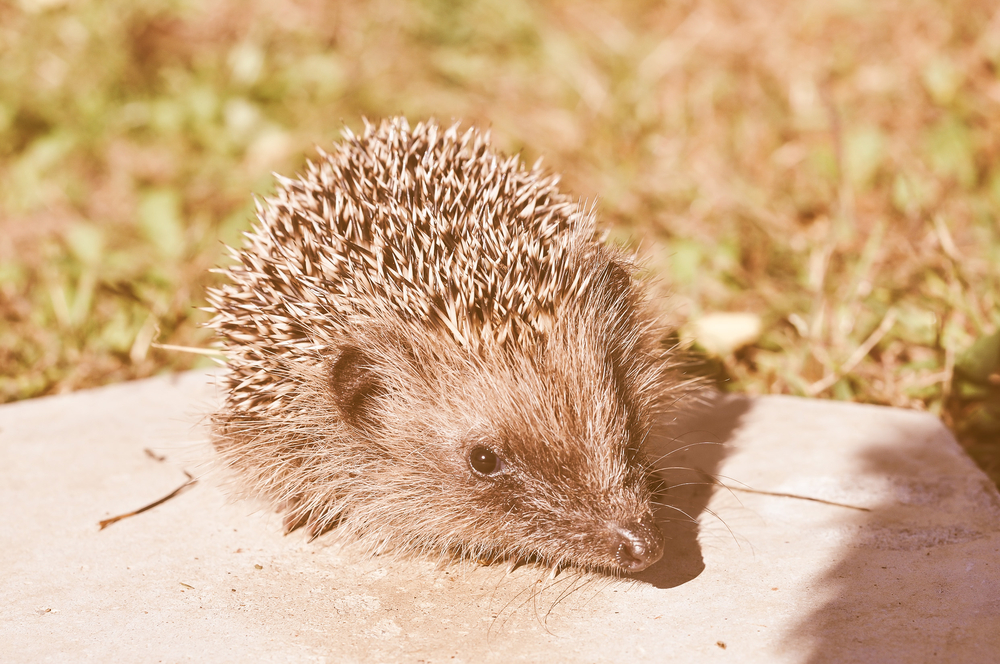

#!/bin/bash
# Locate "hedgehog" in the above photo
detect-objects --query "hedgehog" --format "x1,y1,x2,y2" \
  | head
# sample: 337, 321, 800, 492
206, 117, 690, 575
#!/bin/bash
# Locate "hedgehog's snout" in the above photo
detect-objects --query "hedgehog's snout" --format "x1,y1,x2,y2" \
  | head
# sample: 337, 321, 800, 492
610, 515, 664, 573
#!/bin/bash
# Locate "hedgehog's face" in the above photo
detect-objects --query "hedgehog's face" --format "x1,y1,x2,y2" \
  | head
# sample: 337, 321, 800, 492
448, 374, 666, 575
456, 334, 665, 575
326, 318, 666, 575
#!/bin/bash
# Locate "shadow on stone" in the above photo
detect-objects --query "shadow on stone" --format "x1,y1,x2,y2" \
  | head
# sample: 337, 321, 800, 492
776, 408, 1000, 662
635, 391, 752, 589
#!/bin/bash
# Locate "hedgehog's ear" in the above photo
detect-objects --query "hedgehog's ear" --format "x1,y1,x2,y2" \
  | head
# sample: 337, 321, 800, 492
328, 346, 386, 428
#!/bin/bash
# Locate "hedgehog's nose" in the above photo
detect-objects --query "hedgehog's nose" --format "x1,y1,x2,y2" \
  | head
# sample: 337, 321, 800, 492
611, 515, 664, 573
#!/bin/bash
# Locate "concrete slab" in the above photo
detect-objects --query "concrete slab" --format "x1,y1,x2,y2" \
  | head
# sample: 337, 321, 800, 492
2, 371, 998, 663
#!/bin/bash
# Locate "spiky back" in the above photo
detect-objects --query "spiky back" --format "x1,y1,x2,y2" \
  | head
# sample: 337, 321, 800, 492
211, 117, 599, 348
206, 118, 618, 415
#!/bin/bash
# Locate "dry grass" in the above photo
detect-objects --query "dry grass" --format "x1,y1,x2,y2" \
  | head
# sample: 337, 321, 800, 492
1, 0, 998, 481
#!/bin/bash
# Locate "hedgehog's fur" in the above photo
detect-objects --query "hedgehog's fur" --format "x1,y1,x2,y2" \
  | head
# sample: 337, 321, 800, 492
207, 117, 688, 575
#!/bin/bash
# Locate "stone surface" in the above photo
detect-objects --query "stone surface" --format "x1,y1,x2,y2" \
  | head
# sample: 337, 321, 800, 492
2, 370, 999, 663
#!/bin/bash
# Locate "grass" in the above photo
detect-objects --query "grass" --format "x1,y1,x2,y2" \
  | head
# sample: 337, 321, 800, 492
1, 0, 999, 483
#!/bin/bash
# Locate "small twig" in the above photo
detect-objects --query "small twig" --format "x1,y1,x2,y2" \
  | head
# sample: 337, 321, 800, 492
99, 471, 197, 530
933, 215, 962, 264
807, 308, 897, 396
151, 343, 226, 357
143, 448, 166, 462
906, 370, 951, 390
933, 216, 973, 292
934, 216, 990, 333
940, 341, 956, 406
726, 486, 872, 512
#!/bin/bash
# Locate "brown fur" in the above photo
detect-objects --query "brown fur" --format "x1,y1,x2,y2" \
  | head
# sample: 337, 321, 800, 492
207, 118, 691, 574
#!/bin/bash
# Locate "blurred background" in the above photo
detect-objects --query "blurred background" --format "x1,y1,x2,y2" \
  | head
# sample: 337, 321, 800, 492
1, 0, 998, 483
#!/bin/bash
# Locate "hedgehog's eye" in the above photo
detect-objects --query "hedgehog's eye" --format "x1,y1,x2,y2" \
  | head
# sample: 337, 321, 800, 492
468, 445, 504, 477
